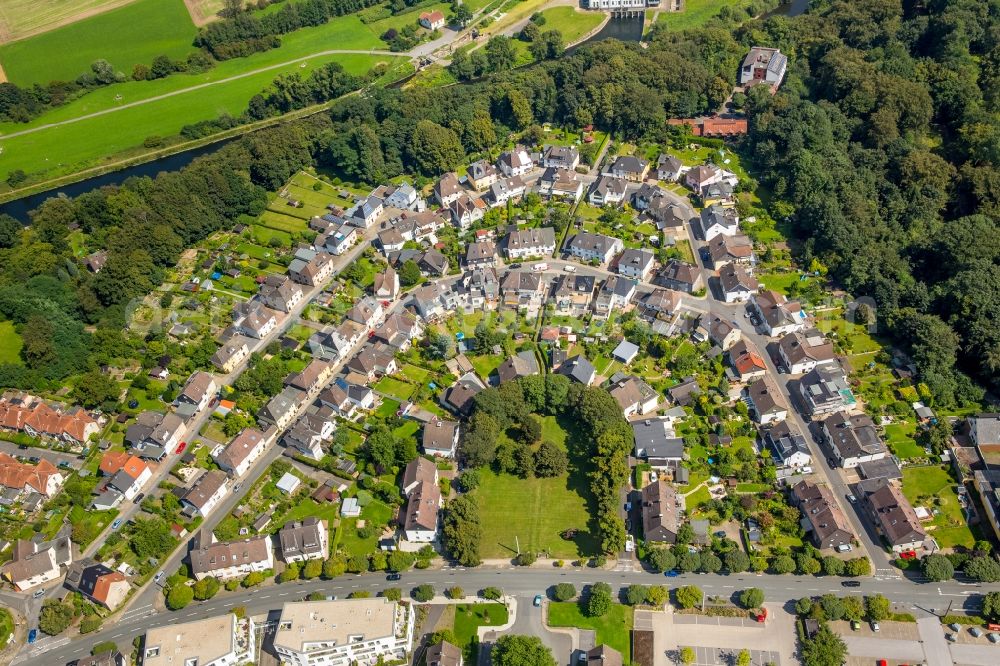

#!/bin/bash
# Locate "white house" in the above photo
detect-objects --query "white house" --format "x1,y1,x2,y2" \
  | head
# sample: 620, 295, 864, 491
498, 147, 534, 177
422, 420, 459, 458
616, 248, 654, 281
189, 532, 274, 581
278, 518, 329, 563
777, 328, 836, 375
505, 227, 556, 259
142, 613, 256, 666
566, 232, 623, 264
744, 377, 788, 425
214, 427, 270, 478
740, 46, 787, 88
418, 10, 445, 30
751, 290, 806, 337
589, 176, 627, 206
699, 205, 739, 240
181, 470, 229, 518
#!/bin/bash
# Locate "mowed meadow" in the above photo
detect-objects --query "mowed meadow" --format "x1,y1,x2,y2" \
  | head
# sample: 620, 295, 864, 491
0, 0, 197, 85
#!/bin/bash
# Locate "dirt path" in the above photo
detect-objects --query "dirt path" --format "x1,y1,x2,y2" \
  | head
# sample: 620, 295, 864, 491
0, 62, 7, 84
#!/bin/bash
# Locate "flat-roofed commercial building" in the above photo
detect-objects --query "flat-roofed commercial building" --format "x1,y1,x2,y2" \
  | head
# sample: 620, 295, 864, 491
273, 598, 414, 666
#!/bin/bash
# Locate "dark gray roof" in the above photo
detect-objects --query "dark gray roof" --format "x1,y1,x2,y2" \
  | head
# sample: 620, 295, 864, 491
632, 418, 684, 460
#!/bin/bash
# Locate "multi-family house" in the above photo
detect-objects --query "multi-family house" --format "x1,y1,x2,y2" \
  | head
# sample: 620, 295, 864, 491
589, 176, 628, 206
346, 196, 383, 229
346, 296, 385, 331
346, 345, 398, 382
408, 283, 457, 320
373, 312, 424, 351
460, 266, 500, 310
538, 167, 583, 201
751, 289, 806, 336
608, 155, 648, 182
566, 231, 623, 264
638, 288, 681, 317
279, 517, 329, 563
505, 227, 556, 259
402, 458, 441, 543
377, 228, 406, 255
466, 160, 499, 190
315, 220, 359, 256
553, 274, 595, 315
641, 480, 679, 543
142, 613, 256, 666
791, 480, 854, 550
744, 377, 788, 424
234, 301, 279, 339
593, 276, 636, 317
1, 535, 71, 591
656, 154, 683, 181
616, 248, 654, 281
719, 263, 758, 304
822, 411, 887, 468
285, 359, 335, 397
283, 411, 335, 459
422, 419, 459, 458
486, 176, 526, 208
498, 146, 534, 177
214, 427, 270, 478
318, 380, 375, 420
189, 531, 274, 581
99, 452, 151, 502
863, 479, 926, 554
465, 240, 497, 268
65, 559, 130, 610
777, 328, 835, 374
259, 275, 304, 313
288, 247, 335, 287
181, 470, 229, 518
654, 259, 702, 293
699, 205, 739, 240
761, 421, 811, 468
501, 271, 546, 311
177, 371, 218, 413
427, 641, 463, 666
542, 145, 579, 170
211, 335, 252, 374
449, 194, 486, 230
258, 386, 304, 430
0, 395, 99, 445
799, 363, 855, 416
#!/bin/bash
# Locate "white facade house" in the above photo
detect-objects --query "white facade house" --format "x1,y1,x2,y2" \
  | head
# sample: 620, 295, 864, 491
143, 613, 256, 666
181, 470, 229, 518
505, 227, 556, 259
566, 232, 624, 264
273, 599, 414, 666
740, 46, 787, 88
189, 532, 274, 581
214, 428, 270, 478
498, 147, 534, 177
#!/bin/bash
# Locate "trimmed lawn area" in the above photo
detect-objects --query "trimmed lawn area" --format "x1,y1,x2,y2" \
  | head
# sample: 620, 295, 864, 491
374, 375, 416, 401
400, 363, 432, 385
337, 499, 393, 556
0, 0, 196, 86
68, 504, 118, 546
540, 415, 568, 449
468, 353, 504, 381
901, 465, 975, 550
0, 606, 12, 642
375, 398, 401, 418
0, 321, 23, 365
655, 0, 751, 31
684, 485, 711, 510
884, 421, 923, 460
453, 603, 509, 646
270, 498, 340, 535
474, 465, 598, 558
757, 271, 802, 296
547, 602, 634, 662
510, 7, 603, 63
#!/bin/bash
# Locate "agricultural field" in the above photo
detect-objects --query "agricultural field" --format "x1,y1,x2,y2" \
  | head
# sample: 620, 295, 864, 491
0, 0, 197, 85
0, 52, 405, 185
0, 321, 23, 365
0, 0, 146, 45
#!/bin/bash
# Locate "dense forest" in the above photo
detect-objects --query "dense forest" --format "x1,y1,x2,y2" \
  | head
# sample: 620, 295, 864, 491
0, 0, 995, 410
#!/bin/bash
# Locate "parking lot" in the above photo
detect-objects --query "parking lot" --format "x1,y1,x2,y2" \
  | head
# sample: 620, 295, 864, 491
647, 605, 797, 666
681, 645, 780, 666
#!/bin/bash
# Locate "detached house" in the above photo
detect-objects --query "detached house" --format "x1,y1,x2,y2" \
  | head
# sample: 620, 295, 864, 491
461, 266, 500, 310
279, 517, 329, 563
285, 359, 335, 397
566, 231, 623, 264
553, 274, 595, 315
751, 290, 806, 337
498, 147, 534, 177
864, 480, 926, 554
496, 351, 540, 384
283, 411, 334, 459
719, 264, 758, 303
442, 372, 486, 416
799, 363, 855, 416
761, 421, 811, 469
214, 427, 270, 478
538, 167, 583, 201
727, 340, 767, 383
609, 375, 659, 417
418, 10, 446, 30
466, 160, 498, 190
705, 316, 741, 351
744, 377, 788, 424
699, 205, 739, 241
434, 173, 464, 207
822, 412, 886, 468
777, 328, 835, 375
288, 247, 335, 287
374, 266, 400, 301
177, 372, 218, 413
710, 235, 756, 271
422, 419, 459, 458
309, 319, 364, 361
408, 283, 457, 320
448, 194, 486, 230
791, 480, 854, 550
346, 345, 398, 381
656, 154, 683, 181
505, 227, 555, 259
608, 155, 648, 182
212, 336, 252, 374
373, 312, 424, 351
189, 531, 274, 581
542, 145, 579, 170
465, 240, 497, 268
234, 302, 279, 339
401, 458, 440, 542
64, 559, 130, 610
589, 176, 628, 206
486, 176, 526, 208
632, 417, 684, 471
346, 296, 385, 331
638, 288, 681, 317
1, 536, 71, 591
346, 196, 383, 229
616, 249, 654, 281
641, 480, 679, 543
740, 46, 787, 89
501, 271, 546, 311
554, 355, 597, 386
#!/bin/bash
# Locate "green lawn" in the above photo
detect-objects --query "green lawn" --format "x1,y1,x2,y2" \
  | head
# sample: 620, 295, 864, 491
884, 421, 923, 459
540, 415, 568, 448
656, 0, 752, 31
366, 2, 450, 35
547, 602, 634, 662
453, 603, 509, 646
68, 504, 119, 547
685, 485, 711, 510
0, 0, 197, 86
901, 465, 974, 550
757, 271, 802, 296
0, 52, 402, 183
374, 375, 416, 400
270, 498, 340, 535
474, 463, 598, 558
336, 499, 393, 556
400, 363, 432, 385
468, 353, 505, 381
0, 606, 13, 642
0, 321, 23, 365
527, 7, 603, 44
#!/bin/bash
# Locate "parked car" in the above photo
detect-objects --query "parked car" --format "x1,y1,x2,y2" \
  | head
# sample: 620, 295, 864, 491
27, 629, 36, 644
234, 482, 242, 492
386, 573, 401, 581
664, 570, 680, 578
28, 456, 40, 463
32, 589, 44, 599
870, 621, 880, 632
851, 620, 861, 631
111, 518, 124, 530
533, 594, 543, 607
846, 493, 857, 503
563, 265, 577, 273
175, 442, 187, 454
836, 544, 852, 553
134, 494, 144, 504
154, 571, 165, 586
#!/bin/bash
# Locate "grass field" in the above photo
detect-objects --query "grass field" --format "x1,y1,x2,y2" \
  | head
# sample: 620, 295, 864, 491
0, 321, 23, 365
656, 0, 751, 31
511, 8, 604, 64
0, 606, 12, 642
453, 603, 509, 646
548, 602, 634, 661
0, 0, 196, 85
0, 0, 139, 44
901, 465, 975, 550
884, 421, 923, 460
0, 52, 402, 183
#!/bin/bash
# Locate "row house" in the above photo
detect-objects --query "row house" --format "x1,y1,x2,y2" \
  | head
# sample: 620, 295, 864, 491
593, 276, 635, 317
505, 226, 556, 259
97, 451, 151, 503
0, 394, 99, 445
501, 271, 546, 311
124, 411, 184, 456
319, 379, 376, 420
0, 453, 64, 498
258, 386, 305, 431
566, 231, 623, 264
283, 411, 335, 459
212, 335, 252, 374
460, 267, 500, 310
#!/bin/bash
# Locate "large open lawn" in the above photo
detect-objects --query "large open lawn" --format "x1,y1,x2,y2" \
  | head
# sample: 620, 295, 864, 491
0, 0, 196, 85
0, 51, 404, 183
655, 0, 752, 31
0, 321, 23, 365
548, 602, 634, 661
901, 465, 975, 550
511, 7, 603, 64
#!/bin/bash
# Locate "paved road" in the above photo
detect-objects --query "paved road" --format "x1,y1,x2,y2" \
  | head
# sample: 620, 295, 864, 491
26, 566, 1000, 665
0, 442, 81, 469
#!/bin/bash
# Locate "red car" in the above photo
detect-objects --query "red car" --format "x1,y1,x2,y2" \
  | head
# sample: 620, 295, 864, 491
175, 442, 187, 454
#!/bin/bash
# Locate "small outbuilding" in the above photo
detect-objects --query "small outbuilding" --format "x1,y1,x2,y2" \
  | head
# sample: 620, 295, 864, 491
276, 473, 301, 495
612, 340, 640, 364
